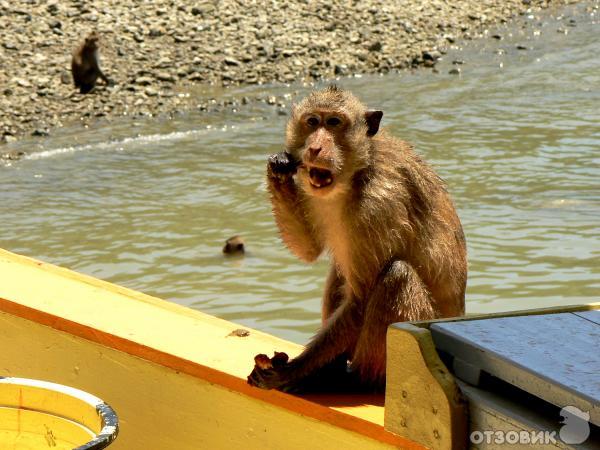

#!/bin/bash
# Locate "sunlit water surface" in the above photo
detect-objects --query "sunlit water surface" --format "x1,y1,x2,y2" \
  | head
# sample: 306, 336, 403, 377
2, 5, 598, 343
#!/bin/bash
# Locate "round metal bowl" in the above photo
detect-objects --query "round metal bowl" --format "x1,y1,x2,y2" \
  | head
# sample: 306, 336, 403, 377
0, 377, 118, 449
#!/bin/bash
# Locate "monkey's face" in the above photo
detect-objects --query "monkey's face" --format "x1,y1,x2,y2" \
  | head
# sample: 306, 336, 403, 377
84, 33, 99, 50
287, 108, 367, 197
285, 87, 383, 198
287, 110, 378, 198
294, 110, 350, 196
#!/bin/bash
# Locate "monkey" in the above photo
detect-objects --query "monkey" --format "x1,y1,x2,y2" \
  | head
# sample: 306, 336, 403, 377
247, 85, 467, 393
71, 31, 111, 94
223, 235, 245, 255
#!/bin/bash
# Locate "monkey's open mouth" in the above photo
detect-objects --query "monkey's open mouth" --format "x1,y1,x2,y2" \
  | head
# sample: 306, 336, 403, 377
308, 168, 333, 188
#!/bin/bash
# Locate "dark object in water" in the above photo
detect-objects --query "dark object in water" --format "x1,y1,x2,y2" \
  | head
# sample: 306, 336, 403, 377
223, 235, 245, 255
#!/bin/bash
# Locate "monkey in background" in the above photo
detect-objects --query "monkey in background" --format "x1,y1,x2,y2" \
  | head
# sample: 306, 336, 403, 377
71, 31, 112, 94
248, 86, 467, 392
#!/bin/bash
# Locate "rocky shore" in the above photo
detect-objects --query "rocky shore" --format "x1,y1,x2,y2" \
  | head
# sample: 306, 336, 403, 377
0, 0, 579, 148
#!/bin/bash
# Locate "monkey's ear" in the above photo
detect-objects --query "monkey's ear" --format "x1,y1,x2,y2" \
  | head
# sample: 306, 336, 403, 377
365, 110, 383, 137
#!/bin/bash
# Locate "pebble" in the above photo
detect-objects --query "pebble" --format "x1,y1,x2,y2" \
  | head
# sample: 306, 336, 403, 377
368, 42, 383, 52
1, 150, 25, 160
15, 79, 31, 88
135, 76, 154, 86
156, 72, 176, 82
423, 50, 442, 61
224, 57, 242, 66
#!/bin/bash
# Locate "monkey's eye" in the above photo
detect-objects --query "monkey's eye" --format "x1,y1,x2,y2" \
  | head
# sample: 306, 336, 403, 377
326, 117, 342, 127
306, 116, 320, 127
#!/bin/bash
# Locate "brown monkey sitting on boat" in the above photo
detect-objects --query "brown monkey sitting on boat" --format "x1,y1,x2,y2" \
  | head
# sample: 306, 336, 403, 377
247, 86, 467, 392
71, 31, 112, 94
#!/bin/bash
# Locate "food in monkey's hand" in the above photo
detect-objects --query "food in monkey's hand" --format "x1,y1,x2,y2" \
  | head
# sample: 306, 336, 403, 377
267, 152, 300, 181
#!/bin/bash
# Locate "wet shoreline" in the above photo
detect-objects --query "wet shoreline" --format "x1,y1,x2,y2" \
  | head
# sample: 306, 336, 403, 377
0, 0, 586, 151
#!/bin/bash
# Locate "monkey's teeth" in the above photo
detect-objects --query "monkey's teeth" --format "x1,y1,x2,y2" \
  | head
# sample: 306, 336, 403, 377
308, 168, 334, 188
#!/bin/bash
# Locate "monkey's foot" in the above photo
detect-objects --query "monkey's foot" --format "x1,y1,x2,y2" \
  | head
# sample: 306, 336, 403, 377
247, 351, 296, 391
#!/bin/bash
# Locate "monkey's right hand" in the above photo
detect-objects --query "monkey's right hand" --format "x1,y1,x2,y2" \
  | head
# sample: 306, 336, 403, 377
267, 152, 299, 183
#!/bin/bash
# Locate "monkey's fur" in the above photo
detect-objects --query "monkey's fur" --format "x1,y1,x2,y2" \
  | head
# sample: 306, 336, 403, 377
248, 86, 467, 392
71, 31, 111, 94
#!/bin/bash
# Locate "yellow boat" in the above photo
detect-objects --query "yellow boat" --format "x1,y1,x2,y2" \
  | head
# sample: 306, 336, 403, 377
0, 248, 597, 449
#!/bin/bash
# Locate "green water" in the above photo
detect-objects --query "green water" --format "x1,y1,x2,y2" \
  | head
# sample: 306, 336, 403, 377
1, 5, 598, 343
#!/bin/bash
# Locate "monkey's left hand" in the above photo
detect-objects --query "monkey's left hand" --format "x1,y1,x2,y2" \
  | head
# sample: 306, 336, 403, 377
247, 351, 296, 392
